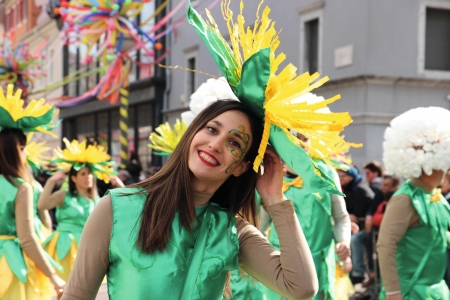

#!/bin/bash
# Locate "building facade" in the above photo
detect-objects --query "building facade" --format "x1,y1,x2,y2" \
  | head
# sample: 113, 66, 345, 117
165, 0, 450, 168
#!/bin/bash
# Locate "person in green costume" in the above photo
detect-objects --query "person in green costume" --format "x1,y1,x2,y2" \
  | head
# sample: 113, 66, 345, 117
62, 101, 320, 300
0, 84, 65, 299
264, 130, 352, 300
39, 138, 121, 282
63, 0, 360, 297
378, 106, 450, 300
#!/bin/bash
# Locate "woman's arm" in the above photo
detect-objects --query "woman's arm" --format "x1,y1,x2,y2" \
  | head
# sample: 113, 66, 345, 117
377, 194, 419, 297
15, 182, 64, 291
38, 172, 66, 210
38, 209, 52, 230
237, 200, 317, 299
61, 195, 112, 300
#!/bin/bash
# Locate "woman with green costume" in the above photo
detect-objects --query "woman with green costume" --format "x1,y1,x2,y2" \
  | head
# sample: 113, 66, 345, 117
264, 109, 355, 300
378, 107, 450, 300
39, 138, 120, 282
0, 85, 65, 299
62, 0, 357, 298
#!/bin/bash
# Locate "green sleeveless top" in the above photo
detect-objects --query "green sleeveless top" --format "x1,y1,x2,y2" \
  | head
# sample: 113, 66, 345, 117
269, 160, 333, 252
0, 176, 28, 283
42, 189, 98, 261
107, 188, 239, 300
382, 180, 450, 299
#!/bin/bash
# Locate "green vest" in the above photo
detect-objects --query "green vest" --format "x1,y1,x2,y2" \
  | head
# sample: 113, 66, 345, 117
107, 188, 239, 300
380, 180, 450, 299
42, 190, 98, 261
0, 176, 28, 283
267, 160, 335, 300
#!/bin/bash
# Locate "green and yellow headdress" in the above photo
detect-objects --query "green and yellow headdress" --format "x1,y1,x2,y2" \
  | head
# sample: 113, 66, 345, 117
0, 84, 59, 136
51, 138, 117, 183
26, 133, 51, 176
149, 119, 187, 156
187, 0, 356, 194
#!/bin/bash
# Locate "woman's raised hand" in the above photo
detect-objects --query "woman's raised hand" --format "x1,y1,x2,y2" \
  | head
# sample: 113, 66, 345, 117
109, 176, 125, 188
255, 146, 287, 207
50, 171, 66, 184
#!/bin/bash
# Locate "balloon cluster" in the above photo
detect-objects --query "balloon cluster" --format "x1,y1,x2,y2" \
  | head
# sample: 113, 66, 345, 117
0, 39, 45, 98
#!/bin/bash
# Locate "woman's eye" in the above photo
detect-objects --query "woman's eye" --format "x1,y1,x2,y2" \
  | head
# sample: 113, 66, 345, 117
230, 141, 241, 149
207, 127, 217, 134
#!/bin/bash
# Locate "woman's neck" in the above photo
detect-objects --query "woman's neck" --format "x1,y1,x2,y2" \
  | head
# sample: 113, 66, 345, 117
193, 190, 214, 207
77, 187, 90, 199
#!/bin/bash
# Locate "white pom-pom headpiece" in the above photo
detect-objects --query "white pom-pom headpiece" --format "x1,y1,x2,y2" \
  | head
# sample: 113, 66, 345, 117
383, 107, 450, 178
181, 77, 238, 126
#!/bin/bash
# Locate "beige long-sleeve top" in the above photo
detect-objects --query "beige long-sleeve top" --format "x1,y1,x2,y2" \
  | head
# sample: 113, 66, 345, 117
15, 182, 55, 277
377, 178, 449, 294
62, 193, 318, 300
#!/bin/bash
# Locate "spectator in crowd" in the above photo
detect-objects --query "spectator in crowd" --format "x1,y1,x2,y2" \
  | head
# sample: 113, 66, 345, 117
372, 191, 396, 229
338, 166, 374, 285
441, 170, 450, 287
125, 151, 142, 183
364, 161, 384, 192
381, 174, 401, 194
364, 161, 384, 233
118, 170, 135, 185
441, 170, 450, 201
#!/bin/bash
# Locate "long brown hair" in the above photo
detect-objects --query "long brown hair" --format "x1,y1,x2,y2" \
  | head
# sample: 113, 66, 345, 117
0, 128, 32, 185
68, 166, 98, 200
133, 101, 263, 253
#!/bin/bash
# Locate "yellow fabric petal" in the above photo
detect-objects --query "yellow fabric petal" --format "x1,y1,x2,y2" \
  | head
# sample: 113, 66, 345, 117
148, 119, 187, 155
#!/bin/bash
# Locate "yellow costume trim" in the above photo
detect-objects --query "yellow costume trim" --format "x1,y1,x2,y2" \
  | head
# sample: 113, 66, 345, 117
26, 133, 51, 169
0, 85, 53, 121
206, 1, 357, 171
430, 189, 442, 203
0, 255, 15, 297
282, 176, 303, 193
0, 235, 16, 240
148, 119, 187, 155
0, 85, 58, 137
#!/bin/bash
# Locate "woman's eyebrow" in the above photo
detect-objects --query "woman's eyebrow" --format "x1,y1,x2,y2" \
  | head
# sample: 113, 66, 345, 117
212, 120, 223, 127
231, 131, 245, 142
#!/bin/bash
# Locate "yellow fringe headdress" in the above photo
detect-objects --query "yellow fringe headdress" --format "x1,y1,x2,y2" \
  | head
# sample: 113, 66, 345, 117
187, 0, 359, 194
51, 138, 116, 183
148, 119, 187, 156
26, 133, 51, 175
0, 84, 59, 136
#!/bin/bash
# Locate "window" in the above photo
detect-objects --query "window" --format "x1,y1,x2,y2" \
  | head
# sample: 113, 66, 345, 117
425, 8, 450, 71
299, 3, 323, 74
304, 19, 319, 74
187, 57, 196, 96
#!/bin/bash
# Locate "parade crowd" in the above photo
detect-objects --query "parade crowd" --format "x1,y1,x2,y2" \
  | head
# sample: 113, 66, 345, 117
2, 1, 450, 300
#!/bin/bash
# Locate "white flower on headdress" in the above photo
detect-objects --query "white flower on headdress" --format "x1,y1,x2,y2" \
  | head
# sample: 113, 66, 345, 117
181, 77, 238, 126
383, 107, 450, 178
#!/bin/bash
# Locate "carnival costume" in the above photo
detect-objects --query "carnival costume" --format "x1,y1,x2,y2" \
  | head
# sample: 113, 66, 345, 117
379, 107, 450, 299
64, 1, 357, 299
42, 138, 115, 281
0, 84, 59, 299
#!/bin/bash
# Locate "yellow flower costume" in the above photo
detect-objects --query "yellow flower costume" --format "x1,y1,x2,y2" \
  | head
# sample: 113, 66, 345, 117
42, 138, 116, 281
187, 0, 355, 195
0, 85, 59, 299
148, 119, 187, 156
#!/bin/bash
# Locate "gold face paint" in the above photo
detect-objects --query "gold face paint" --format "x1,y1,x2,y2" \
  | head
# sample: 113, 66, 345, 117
225, 125, 250, 173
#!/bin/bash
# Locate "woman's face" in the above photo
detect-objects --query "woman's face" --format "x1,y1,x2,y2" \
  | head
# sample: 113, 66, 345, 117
71, 167, 94, 190
188, 110, 253, 187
